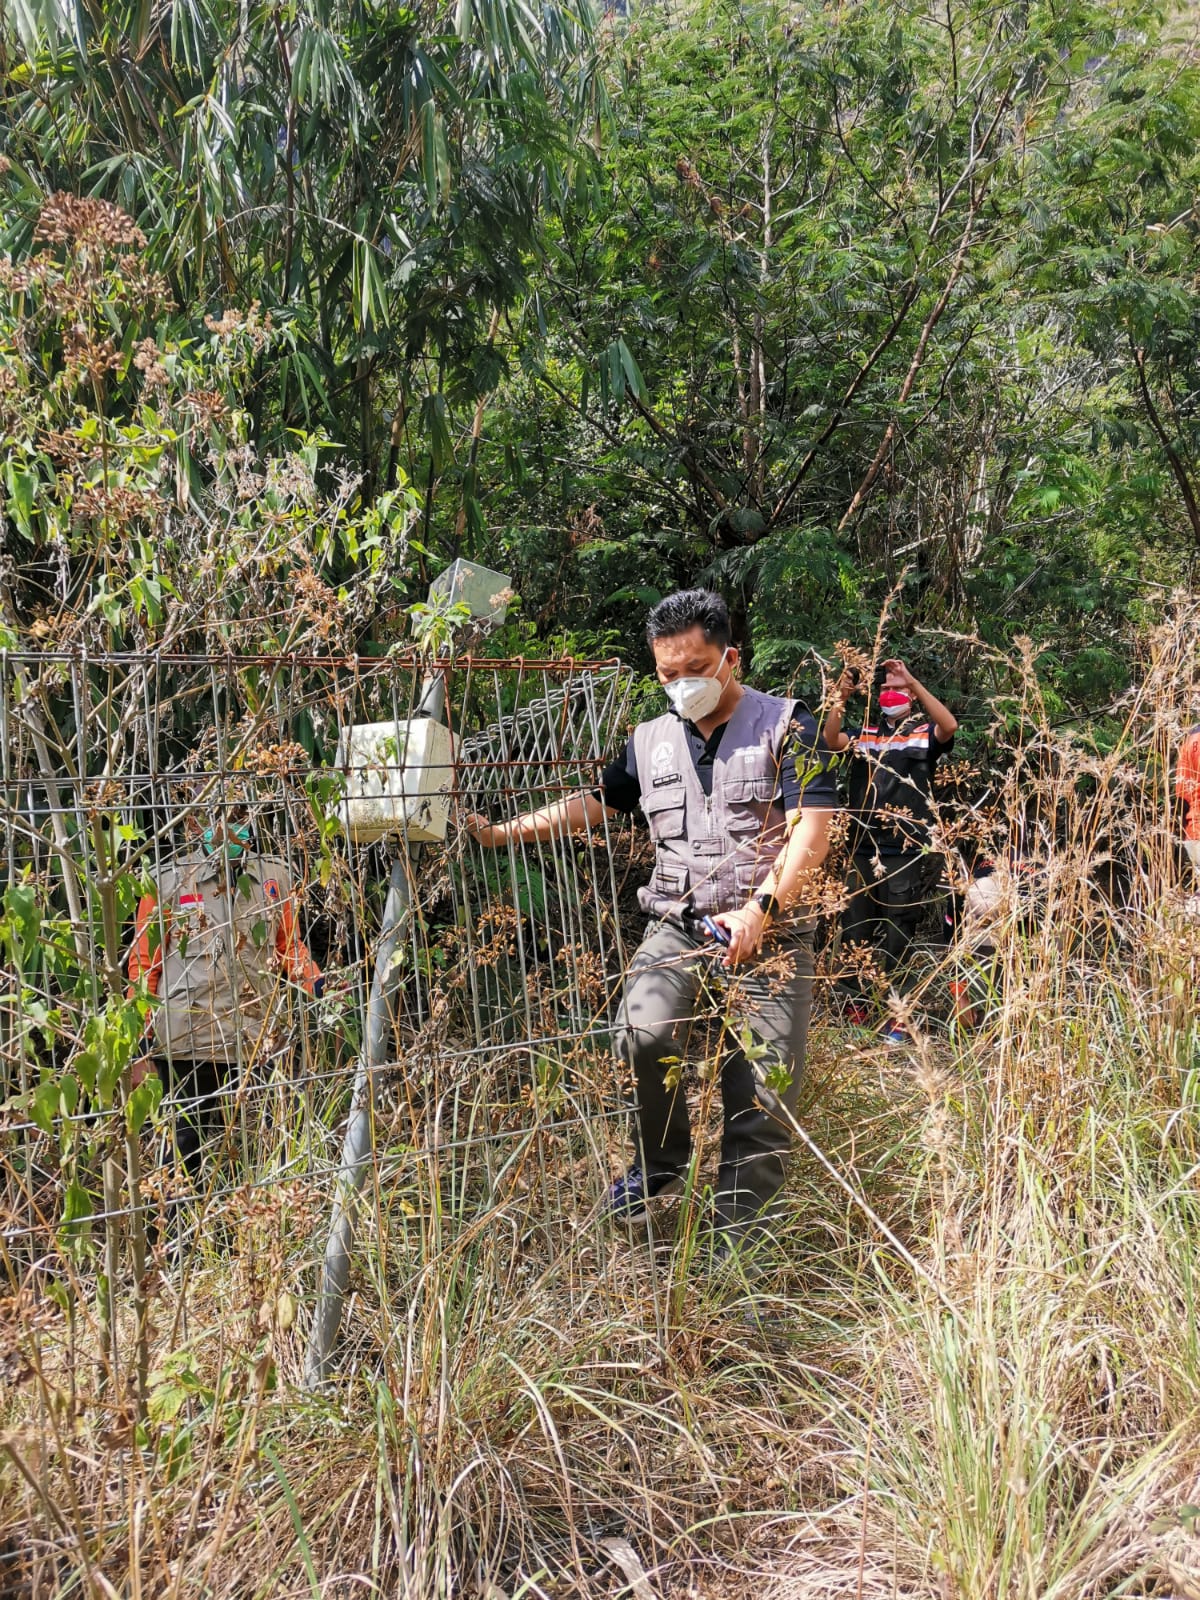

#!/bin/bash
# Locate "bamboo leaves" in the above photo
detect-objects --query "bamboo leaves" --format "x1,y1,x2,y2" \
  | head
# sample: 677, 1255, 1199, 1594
1, 0, 598, 511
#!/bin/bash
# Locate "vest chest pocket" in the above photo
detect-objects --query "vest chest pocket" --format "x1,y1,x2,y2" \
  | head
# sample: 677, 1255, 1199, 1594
640, 784, 686, 839
724, 774, 779, 807
722, 774, 782, 842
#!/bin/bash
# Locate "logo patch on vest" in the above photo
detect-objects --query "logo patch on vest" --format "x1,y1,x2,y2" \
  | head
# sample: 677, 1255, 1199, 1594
652, 740, 673, 766
264, 879, 280, 900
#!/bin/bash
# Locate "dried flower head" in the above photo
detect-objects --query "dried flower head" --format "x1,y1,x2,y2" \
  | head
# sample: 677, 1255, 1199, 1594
834, 639, 874, 678
133, 337, 168, 390
203, 301, 272, 348
292, 565, 343, 641
74, 483, 165, 524
183, 389, 230, 431
36, 194, 146, 252
63, 328, 121, 383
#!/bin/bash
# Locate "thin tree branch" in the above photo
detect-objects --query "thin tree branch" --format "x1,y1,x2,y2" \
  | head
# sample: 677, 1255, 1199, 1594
837, 175, 991, 536
1134, 344, 1200, 546
769, 281, 922, 526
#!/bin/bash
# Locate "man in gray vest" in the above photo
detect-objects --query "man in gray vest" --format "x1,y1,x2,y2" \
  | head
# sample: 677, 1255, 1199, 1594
466, 589, 837, 1252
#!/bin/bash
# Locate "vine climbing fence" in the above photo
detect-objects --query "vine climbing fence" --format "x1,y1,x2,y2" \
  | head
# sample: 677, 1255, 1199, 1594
0, 648, 644, 1417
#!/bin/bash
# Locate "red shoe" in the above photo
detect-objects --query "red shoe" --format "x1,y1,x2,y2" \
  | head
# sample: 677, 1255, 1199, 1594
845, 1002, 871, 1027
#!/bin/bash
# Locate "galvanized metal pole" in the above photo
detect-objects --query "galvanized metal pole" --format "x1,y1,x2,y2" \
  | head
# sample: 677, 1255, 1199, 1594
304, 674, 445, 1388
303, 855, 411, 1386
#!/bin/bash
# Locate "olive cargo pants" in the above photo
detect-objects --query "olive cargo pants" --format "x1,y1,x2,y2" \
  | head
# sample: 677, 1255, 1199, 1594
615, 919, 814, 1236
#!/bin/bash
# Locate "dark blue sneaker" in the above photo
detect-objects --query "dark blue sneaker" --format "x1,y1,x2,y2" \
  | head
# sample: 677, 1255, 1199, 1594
605, 1166, 683, 1223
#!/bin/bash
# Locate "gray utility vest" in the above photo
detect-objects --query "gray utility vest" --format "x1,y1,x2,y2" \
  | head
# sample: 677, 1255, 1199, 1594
633, 686, 795, 920
153, 850, 300, 1066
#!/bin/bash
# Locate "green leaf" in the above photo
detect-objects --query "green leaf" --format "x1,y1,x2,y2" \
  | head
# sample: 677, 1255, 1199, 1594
59, 1073, 79, 1117
62, 1180, 94, 1233
2, 883, 39, 966
421, 392, 455, 473
616, 338, 647, 402
263, 1443, 321, 1600
421, 101, 451, 211
30, 1079, 59, 1136
75, 1050, 100, 1096
127, 1072, 163, 1135
5, 461, 36, 539
147, 1378, 189, 1424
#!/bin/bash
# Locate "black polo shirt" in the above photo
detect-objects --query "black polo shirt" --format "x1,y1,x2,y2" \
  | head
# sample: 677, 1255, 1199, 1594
599, 705, 838, 816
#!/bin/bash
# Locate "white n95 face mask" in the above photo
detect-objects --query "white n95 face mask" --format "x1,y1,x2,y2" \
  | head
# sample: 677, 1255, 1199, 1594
662, 653, 731, 721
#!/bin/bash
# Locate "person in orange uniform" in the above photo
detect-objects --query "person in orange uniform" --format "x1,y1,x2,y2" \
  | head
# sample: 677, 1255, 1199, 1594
1177, 722, 1200, 889
127, 817, 322, 1177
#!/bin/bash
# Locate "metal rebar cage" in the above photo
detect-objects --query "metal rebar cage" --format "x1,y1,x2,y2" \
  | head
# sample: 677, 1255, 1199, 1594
1, 648, 639, 1385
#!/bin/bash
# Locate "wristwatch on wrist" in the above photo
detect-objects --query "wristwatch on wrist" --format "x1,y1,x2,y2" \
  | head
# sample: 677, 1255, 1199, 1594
753, 892, 779, 920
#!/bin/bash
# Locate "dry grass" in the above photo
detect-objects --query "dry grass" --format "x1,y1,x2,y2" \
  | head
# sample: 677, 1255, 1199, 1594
5, 611, 1200, 1598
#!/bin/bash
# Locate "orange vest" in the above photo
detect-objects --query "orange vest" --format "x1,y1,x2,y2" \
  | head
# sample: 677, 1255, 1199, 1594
1178, 726, 1200, 842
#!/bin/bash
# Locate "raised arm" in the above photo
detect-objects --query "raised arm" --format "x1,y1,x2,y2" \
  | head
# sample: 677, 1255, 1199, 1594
465, 791, 615, 848
884, 659, 958, 742
823, 669, 857, 753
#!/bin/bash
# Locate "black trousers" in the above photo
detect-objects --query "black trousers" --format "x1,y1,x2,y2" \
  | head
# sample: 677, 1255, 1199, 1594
153, 1057, 227, 1179
838, 851, 933, 1004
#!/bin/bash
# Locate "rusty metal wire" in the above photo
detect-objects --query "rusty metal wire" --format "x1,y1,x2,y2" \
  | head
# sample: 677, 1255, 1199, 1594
0, 650, 641, 1367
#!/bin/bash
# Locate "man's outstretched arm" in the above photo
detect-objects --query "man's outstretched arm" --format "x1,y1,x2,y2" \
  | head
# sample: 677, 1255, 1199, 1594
465, 791, 617, 848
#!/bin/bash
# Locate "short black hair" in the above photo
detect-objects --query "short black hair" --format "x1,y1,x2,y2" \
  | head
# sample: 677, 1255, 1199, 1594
645, 589, 732, 649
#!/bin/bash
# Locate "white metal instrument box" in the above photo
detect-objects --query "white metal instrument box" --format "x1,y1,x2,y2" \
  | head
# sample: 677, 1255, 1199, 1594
335, 717, 456, 844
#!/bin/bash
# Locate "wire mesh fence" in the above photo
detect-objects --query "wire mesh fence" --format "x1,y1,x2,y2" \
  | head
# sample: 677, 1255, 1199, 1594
0, 648, 642, 1394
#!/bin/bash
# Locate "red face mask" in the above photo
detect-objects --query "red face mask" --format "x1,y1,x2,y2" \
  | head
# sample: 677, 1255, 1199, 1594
878, 689, 912, 718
